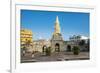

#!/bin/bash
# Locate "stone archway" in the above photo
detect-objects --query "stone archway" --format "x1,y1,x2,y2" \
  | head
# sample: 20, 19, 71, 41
55, 43, 60, 52
67, 45, 71, 52
42, 45, 47, 53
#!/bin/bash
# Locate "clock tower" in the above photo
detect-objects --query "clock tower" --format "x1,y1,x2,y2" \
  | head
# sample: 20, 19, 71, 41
51, 16, 64, 52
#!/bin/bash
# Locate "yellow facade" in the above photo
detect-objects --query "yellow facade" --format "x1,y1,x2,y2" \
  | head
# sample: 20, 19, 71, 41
20, 29, 33, 48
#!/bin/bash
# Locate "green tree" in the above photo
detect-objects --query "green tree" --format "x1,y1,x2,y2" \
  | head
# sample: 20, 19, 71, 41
45, 47, 51, 56
21, 46, 27, 56
79, 40, 85, 46
72, 46, 80, 55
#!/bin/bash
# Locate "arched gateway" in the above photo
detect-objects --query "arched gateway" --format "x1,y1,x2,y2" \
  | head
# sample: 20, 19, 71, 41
55, 43, 60, 52
42, 45, 47, 53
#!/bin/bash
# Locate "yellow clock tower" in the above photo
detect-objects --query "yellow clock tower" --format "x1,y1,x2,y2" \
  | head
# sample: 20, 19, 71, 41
51, 16, 63, 52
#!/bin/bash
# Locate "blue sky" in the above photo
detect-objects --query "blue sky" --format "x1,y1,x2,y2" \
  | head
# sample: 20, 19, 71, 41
21, 9, 89, 40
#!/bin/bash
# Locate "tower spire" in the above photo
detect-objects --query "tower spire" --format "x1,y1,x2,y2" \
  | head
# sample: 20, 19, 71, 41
55, 16, 59, 24
54, 16, 61, 34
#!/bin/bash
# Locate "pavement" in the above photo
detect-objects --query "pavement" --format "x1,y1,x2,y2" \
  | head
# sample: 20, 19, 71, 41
21, 52, 89, 63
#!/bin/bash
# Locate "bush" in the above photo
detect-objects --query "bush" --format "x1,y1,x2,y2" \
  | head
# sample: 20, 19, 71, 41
45, 47, 51, 56
72, 46, 80, 55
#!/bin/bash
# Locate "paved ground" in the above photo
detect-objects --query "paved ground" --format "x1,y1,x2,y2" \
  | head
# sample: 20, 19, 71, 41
21, 52, 89, 63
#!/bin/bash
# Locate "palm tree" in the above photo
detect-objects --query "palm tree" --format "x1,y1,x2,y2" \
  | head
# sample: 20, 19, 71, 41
85, 39, 90, 52
21, 46, 27, 56
26, 40, 31, 47
25, 39, 32, 53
